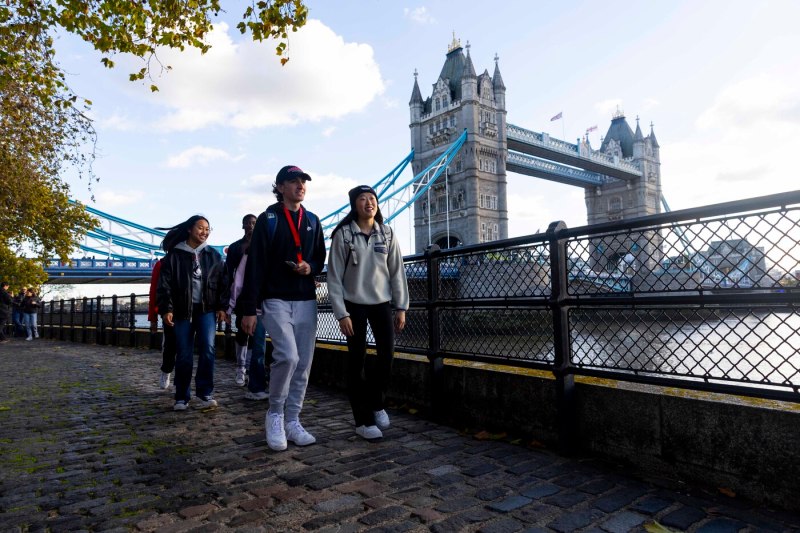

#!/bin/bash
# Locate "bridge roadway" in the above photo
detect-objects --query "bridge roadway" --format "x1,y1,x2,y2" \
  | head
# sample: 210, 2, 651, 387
1, 339, 798, 532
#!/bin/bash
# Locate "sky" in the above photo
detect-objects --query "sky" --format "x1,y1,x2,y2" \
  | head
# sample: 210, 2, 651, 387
51, 0, 800, 298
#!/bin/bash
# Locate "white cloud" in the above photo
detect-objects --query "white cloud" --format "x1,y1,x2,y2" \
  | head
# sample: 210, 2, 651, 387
664, 71, 800, 210
322, 126, 336, 137
404, 7, 436, 25
696, 73, 800, 130
96, 111, 136, 131
165, 146, 242, 168
144, 20, 385, 131
94, 189, 145, 207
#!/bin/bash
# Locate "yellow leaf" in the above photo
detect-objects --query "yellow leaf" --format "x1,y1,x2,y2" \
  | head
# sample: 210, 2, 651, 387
718, 487, 736, 498
644, 521, 678, 533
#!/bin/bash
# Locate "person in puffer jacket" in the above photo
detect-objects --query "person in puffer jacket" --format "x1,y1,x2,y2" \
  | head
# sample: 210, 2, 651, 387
157, 215, 228, 412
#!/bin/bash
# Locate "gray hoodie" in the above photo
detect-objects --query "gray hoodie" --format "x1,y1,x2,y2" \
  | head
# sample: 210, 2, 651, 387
175, 241, 208, 304
327, 221, 409, 320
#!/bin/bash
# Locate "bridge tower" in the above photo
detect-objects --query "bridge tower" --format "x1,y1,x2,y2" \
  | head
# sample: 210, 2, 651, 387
409, 36, 508, 253
585, 111, 664, 273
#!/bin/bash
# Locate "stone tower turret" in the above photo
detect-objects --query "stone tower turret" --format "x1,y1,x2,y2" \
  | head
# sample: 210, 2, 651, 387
408, 37, 508, 253
585, 111, 664, 273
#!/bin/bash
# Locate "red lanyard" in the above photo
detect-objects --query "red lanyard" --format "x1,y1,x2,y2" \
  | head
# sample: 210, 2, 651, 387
283, 205, 304, 263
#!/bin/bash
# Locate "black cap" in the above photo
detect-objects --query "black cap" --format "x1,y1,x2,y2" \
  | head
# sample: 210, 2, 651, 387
275, 165, 311, 184
348, 185, 378, 209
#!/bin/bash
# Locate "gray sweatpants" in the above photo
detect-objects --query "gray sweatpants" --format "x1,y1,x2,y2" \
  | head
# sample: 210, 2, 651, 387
259, 298, 317, 422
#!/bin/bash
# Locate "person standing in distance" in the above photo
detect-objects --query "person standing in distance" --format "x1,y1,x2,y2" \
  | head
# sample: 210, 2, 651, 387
0, 282, 12, 344
148, 257, 176, 389
239, 165, 326, 451
326, 185, 409, 440
22, 289, 40, 341
12, 288, 26, 338
225, 213, 270, 400
157, 215, 228, 411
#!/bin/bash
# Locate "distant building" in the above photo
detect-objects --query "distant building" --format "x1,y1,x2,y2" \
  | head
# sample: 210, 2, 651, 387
703, 239, 767, 286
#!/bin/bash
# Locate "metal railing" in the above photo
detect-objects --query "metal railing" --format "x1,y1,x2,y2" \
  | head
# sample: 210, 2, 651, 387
40, 190, 800, 403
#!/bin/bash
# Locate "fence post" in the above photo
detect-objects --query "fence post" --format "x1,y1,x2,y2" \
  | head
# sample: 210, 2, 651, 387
96, 296, 104, 345
49, 300, 55, 338
111, 295, 118, 346
424, 244, 444, 421
69, 298, 76, 342
129, 293, 136, 348
82, 297, 88, 343
547, 220, 577, 453
59, 299, 65, 340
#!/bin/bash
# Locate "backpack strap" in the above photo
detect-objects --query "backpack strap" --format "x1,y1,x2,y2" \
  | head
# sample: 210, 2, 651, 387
266, 210, 278, 245
342, 225, 355, 275
266, 206, 318, 249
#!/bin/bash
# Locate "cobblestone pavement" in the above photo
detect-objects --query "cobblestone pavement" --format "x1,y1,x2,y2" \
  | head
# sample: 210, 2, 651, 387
1, 339, 799, 532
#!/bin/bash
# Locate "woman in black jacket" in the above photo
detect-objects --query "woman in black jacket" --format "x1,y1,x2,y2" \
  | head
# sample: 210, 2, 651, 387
157, 215, 227, 411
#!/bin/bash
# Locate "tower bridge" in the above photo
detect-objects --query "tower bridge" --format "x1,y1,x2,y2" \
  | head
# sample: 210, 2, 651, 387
47, 35, 665, 283
408, 35, 663, 257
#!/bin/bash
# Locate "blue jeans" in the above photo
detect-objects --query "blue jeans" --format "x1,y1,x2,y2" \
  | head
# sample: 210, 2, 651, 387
12, 309, 25, 336
24, 313, 38, 338
173, 307, 216, 403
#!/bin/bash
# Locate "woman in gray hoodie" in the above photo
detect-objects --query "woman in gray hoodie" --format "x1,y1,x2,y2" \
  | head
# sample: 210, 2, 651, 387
327, 185, 409, 440
157, 215, 228, 411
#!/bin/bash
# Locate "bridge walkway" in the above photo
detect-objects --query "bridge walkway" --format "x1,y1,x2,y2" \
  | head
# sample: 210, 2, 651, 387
0, 339, 798, 532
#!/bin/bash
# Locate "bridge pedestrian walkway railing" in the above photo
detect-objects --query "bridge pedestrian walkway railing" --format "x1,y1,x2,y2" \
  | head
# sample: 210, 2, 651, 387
507, 123, 643, 176
36, 190, 800, 404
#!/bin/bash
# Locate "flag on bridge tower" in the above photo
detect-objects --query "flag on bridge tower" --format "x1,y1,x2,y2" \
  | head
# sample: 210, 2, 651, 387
586, 125, 598, 133
550, 112, 563, 121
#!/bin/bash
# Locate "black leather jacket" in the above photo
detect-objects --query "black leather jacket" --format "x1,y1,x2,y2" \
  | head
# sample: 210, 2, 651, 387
156, 246, 228, 320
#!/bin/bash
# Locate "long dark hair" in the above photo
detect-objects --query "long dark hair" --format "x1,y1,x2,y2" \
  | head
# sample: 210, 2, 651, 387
157, 215, 209, 252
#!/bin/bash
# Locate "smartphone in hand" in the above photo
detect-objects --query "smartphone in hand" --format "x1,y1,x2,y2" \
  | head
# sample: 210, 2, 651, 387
285, 261, 298, 269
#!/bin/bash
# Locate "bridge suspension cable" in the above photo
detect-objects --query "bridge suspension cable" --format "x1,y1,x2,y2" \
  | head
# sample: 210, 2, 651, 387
68, 200, 166, 261
319, 129, 468, 245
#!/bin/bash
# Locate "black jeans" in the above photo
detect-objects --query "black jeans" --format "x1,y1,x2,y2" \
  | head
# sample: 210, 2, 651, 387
160, 323, 177, 373
344, 301, 394, 427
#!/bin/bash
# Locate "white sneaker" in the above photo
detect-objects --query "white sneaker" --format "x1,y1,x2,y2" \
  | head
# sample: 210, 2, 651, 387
159, 371, 171, 389
244, 390, 268, 400
355, 425, 383, 440
374, 409, 390, 430
235, 367, 247, 386
266, 413, 287, 451
34, 332, 39, 338
173, 400, 189, 411
197, 396, 218, 409
25, 336, 32, 341
285, 420, 316, 446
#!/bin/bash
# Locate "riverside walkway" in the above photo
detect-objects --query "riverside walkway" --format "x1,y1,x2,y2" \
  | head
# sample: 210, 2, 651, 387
1, 339, 798, 532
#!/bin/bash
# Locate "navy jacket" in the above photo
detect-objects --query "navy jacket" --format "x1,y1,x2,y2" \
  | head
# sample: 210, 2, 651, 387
238, 202, 326, 315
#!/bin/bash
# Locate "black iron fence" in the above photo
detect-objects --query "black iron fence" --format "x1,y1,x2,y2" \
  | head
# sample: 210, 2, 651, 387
38, 190, 800, 403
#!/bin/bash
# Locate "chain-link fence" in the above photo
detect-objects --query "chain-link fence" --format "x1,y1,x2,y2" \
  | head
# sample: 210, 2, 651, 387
40, 191, 800, 401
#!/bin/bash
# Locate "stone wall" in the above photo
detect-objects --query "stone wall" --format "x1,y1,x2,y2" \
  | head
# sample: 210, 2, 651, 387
310, 345, 800, 513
